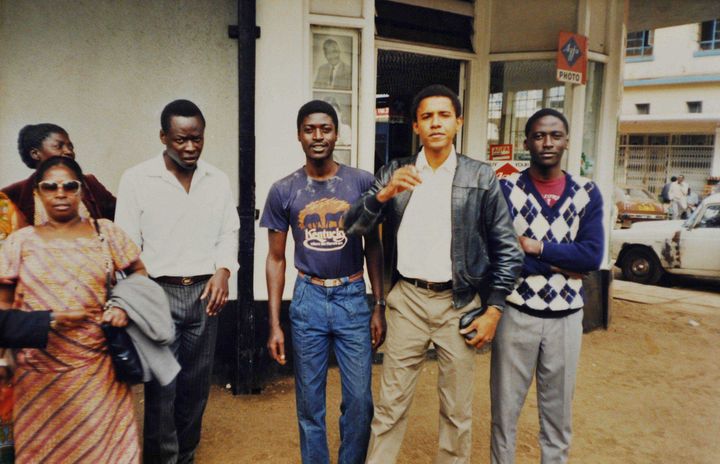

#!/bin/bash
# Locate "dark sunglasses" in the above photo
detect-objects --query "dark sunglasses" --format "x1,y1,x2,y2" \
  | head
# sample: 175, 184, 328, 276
38, 180, 82, 195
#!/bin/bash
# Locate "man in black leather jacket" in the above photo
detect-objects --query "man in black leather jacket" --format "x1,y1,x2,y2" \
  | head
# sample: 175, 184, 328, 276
344, 85, 522, 463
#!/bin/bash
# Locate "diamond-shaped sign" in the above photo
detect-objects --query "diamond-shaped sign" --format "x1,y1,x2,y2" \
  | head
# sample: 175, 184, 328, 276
557, 32, 588, 85
561, 37, 582, 67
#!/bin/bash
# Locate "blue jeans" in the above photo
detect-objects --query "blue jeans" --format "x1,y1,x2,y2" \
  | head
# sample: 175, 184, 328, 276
289, 275, 374, 464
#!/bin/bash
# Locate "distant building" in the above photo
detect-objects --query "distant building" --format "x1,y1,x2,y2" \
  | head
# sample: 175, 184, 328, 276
617, 20, 720, 197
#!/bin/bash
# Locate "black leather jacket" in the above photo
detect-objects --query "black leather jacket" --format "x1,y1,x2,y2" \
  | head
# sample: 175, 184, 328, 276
344, 154, 523, 310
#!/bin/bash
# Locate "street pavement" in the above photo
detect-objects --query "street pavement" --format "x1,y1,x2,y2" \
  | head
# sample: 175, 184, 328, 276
612, 278, 720, 316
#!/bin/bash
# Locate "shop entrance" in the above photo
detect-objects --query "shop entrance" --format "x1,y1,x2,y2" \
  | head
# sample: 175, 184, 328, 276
375, 50, 463, 173
374, 49, 464, 284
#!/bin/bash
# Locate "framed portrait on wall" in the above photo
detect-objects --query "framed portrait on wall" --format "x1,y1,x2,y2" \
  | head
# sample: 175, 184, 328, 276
311, 26, 359, 165
312, 33, 353, 91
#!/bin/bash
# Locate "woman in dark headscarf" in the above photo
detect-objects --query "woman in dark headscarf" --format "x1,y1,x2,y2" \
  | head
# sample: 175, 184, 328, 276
1, 123, 115, 226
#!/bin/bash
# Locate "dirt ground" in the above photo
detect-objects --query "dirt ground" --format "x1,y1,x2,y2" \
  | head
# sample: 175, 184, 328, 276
140, 292, 720, 463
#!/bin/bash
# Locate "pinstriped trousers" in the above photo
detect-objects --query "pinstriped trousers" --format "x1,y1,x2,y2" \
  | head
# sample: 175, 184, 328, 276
143, 280, 218, 464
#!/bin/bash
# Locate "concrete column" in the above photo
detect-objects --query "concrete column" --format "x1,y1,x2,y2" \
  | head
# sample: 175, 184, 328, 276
566, 0, 591, 175
357, 0, 377, 174
595, 0, 627, 267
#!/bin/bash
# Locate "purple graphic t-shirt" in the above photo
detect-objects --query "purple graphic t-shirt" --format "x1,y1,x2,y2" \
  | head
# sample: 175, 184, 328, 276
260, 164, 374, 279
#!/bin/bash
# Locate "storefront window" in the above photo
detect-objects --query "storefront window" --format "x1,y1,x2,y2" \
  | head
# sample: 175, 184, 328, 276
488, 59, 604, 178
487, 60, 569, 161
311, 26, 359, 165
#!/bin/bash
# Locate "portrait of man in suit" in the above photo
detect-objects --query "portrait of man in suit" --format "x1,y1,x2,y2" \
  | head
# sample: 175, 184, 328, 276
314, 37, 352, 90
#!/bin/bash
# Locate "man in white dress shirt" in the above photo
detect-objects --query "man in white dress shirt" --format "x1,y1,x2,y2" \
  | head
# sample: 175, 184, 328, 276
344, 85, 522, 463
115, 99, 239, 464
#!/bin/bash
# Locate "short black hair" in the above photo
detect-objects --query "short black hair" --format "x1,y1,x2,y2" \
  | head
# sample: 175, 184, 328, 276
670, 176, 677, 182
296, 100, 338, 132
161, 99, 206, 133
411, 85, 462, 122
17, 123, 68, 169
34, 156, 84, 188
524, 108, 569, 137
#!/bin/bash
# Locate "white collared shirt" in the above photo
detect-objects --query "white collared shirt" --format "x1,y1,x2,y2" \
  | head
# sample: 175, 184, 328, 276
115, 155, 239, 280
396, 147, 456, 282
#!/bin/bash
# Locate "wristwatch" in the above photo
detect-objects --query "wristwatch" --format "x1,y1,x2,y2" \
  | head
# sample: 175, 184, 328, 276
49, 312, 57, 329
374, 298, 386, 307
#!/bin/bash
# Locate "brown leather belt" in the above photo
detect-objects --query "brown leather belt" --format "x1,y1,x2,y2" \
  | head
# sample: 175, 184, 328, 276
400, 275, 453, 292
153, 274, 213, 286
298, 270, 364, 288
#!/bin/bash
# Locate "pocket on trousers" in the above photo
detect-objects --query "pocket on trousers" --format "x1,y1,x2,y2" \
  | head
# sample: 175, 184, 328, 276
289, 278, 309, 323
385, 281, 400, 310
344, 281, 369, 320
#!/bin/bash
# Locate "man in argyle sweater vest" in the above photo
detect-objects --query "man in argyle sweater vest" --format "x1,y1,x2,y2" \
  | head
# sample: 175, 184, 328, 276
491, 108, 604, 464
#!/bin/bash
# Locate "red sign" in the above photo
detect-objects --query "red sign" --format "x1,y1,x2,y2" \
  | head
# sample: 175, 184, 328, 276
556, 32, 588, 85
490, 161, 530, 179
489, 144, 513, 161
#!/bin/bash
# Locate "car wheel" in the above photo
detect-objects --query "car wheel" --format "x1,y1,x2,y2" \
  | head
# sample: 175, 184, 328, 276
620, 247, 663, 285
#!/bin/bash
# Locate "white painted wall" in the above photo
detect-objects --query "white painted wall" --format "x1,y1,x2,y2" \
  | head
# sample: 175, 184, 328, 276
253, 0, 310, 300
0, 0, 239, 195
622, 84, 720, 117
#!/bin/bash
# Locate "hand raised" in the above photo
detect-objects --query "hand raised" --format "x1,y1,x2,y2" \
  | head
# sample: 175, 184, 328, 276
376, 165, 422, 203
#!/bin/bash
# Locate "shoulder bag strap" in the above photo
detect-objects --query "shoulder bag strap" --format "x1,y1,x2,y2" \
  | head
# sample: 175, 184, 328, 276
92, 219, 114, 308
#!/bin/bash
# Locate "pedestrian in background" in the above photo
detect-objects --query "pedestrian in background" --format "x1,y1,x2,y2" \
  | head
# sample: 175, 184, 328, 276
669, 174, 689, 219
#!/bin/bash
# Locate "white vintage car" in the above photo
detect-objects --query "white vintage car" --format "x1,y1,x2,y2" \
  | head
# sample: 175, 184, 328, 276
611, 193, 720, 284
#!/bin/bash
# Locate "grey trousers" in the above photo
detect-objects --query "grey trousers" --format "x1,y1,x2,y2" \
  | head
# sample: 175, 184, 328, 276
490, 307, 583, 464
143, 280, 218, 464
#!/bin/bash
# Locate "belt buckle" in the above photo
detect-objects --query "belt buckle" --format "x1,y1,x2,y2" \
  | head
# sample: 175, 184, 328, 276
181, 277, 193, 286
324, 278, 340, 287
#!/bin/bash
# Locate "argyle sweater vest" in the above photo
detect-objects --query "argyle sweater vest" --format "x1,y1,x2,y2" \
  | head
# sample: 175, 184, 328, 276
500, 171, 603, 314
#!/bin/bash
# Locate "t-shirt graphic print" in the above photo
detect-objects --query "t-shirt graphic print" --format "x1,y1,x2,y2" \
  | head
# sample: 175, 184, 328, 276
260, 164, 374, 278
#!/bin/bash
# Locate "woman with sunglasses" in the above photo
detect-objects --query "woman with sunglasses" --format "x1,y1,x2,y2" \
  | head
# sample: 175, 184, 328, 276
0, 157, 143, 463
1, 123, 115, 227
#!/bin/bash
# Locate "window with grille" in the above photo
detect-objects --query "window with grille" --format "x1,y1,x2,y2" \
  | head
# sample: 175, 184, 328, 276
626, 30, 654, 57
699, 19, 720, 50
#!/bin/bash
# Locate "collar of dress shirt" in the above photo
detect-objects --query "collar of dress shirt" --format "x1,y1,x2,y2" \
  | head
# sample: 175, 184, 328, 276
146, 154, 209, 182
416, 146, 457, 174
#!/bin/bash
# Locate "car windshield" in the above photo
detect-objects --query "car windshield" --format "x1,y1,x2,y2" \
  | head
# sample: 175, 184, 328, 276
684, 204, 702, 227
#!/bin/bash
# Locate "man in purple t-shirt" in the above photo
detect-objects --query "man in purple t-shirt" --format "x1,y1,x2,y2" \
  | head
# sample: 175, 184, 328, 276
260, 100, 385, 464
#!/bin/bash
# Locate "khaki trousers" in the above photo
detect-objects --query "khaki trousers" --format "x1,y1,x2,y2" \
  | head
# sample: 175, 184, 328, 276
366, 280, 481, 464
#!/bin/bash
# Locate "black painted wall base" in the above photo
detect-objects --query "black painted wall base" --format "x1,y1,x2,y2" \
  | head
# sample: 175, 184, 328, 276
212, 299, 293, 394
582, 269, 612, 332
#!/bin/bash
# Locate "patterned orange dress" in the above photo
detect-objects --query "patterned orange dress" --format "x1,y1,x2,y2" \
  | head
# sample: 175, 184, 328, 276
0, 219, 140, 463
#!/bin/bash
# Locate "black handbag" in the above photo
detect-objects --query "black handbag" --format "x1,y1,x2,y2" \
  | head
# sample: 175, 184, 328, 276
94, 219, 144, 384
